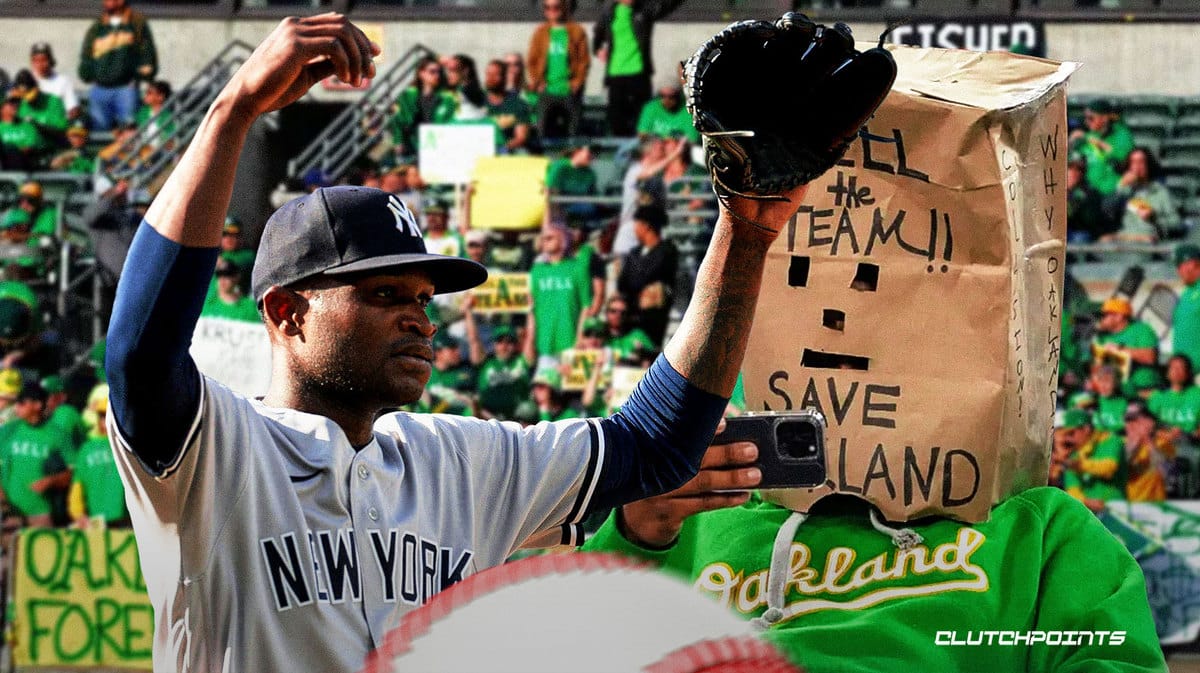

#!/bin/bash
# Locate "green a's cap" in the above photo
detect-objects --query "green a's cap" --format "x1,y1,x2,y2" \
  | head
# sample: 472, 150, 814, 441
581, 316, 606, 335
0, 280, 37, 308
1176, 244, 1200, 266
0, 298, 33, 344
39, 375, 63, 394
492, 325, 517, 342
532, 367, 561, 389
512, 400, 539, 424
1087, 99, 1116, 115
0, 209, 31, 230
1056, 408, 1091, 430
432, 332, 459, 350
1124, 366, 1164, 396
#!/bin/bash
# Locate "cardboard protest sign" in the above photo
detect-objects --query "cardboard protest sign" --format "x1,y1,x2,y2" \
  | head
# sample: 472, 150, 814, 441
189, 316, 272, 398
469, 156, 548, 230
12, 526, 153, 670
559, 348, 610, 392
471, 272, 532, 314
608, 365, 649, 409
419, 124, 496, 185
744, 46, 1077, 523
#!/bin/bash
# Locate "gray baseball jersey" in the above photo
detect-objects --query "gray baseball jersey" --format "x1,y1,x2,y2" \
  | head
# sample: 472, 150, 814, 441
110, 376, 603, 673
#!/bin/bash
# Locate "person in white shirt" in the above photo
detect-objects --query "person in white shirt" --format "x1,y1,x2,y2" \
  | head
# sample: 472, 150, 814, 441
29, 43, 81, 121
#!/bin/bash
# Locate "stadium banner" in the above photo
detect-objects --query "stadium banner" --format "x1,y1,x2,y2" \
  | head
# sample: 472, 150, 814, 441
10, 525, 153, 670
419, 123, 496, 185
559, 348, 611, 392
190, 316, 272, 398
888, 17, 1046, 57
471, 272, 532, 314
741, 48, 1076, 523
1101, 500, 1200, 646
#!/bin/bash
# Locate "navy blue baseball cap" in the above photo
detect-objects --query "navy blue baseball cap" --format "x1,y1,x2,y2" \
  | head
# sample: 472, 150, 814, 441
251, 187, 488, 301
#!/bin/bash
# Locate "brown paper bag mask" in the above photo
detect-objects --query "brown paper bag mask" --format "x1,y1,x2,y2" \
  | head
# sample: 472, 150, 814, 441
745, 47, 1079, 523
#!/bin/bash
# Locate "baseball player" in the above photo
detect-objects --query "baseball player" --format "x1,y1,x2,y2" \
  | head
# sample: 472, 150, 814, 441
104, 14, 813, 673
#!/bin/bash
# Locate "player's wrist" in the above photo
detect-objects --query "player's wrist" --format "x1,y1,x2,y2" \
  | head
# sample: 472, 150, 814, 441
617, 505, 679, 551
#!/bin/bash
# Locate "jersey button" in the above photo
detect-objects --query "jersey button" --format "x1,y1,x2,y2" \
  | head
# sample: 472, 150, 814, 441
367, 507, 379, 521
357, 464, 369, 480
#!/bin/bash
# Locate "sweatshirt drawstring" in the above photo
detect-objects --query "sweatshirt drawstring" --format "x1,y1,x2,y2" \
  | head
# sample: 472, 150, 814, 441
869, 508, 924, 551
751, 507, 924, 631
751, 511, 806, 631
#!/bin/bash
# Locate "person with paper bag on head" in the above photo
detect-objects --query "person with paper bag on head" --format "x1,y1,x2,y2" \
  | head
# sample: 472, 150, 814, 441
583, 47, 1166, 671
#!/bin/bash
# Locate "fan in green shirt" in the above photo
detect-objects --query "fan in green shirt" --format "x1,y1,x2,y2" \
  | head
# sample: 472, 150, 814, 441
67, 389, 128, 526
474, 326, 533, 420
602, 296, 657, 363
1056, 408, 1127, 504
390, 56, 459, 159
582, 486, 1164, 673
532, 367, 581, 422
1149, 354, 1200, 439
40, 375, 85, 446
421, 333, 476, 416
0, 385, 76, 527
1173, 245, 1200, 371
635, 87, 700, 143
530, 226, 591, 357
0, 99, 43, 168
201, 256, 260, 323
1070, 99, 1135, 196
11, 70, 68, 149
1092, 296, 1158, 381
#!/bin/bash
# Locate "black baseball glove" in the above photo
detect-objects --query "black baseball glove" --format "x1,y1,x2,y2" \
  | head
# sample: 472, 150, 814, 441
683, 13, 897, 201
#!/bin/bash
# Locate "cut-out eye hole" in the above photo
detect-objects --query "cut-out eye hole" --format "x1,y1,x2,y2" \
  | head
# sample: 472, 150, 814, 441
851, 262, 879, 292
822, 309, 845, 332
802, 349, 870, 371
788, 256, 810, 288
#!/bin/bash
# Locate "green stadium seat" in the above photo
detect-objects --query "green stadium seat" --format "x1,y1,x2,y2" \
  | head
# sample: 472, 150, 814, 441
1176, 97, 1200, 120
1183, 195, 1200, 217
1173, 113, 1200, 140
1165, 174, 1200, 204
1119, 95, 1176, 119
1126, 118, 1172, 146
1162, 139, 1200, 163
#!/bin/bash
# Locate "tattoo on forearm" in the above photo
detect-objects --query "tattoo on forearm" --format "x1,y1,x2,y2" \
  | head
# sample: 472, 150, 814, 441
666, 222, 770, 396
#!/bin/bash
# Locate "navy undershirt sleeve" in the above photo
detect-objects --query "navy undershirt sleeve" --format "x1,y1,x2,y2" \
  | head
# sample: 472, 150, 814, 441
589, 354, 729, 512
106, 222, 219, 474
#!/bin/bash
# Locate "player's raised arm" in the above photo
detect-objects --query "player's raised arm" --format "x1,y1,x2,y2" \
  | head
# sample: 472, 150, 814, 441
105, 15, 378, 470
585, 14, 896, 509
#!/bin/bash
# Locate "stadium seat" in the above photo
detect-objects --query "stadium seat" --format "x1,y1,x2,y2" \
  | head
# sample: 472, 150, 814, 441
1173, 113, 1200, 140
1126, 117, 1172, 147
1162, 139, 1200, 164
1164, 174, 1200, 205
1176, 97, 1200, 119
1121, 95, 1177, 119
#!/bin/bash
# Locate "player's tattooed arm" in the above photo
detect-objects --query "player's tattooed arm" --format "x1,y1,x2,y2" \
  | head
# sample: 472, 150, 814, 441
663, 188, 807, 397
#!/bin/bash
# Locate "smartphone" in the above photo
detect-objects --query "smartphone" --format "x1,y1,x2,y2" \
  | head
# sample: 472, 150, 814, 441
712, 410, 828, 489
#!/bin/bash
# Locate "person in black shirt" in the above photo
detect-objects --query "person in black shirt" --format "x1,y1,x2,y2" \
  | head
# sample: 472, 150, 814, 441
617, 204, 677, 344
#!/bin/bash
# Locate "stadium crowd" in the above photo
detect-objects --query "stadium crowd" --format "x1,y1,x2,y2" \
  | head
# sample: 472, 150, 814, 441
0, 0, 1195, 543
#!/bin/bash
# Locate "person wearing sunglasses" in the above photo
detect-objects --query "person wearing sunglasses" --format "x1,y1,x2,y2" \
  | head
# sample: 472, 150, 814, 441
390, 55, 456, 161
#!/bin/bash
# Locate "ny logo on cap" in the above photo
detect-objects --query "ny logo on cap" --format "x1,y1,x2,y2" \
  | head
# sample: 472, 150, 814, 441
387, 194, 422, 238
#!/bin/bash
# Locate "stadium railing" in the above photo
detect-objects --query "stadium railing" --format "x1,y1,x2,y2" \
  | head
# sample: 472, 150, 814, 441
107, 40, 256, 192
287, 44, 434, 184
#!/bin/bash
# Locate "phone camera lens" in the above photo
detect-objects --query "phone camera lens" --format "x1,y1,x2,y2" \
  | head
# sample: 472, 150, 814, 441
776, 420, 818, 460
